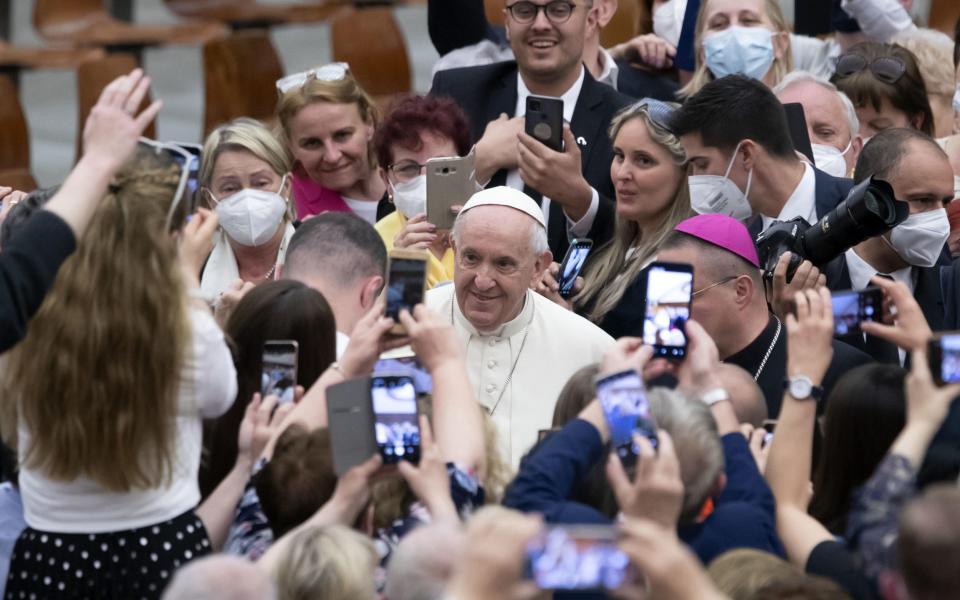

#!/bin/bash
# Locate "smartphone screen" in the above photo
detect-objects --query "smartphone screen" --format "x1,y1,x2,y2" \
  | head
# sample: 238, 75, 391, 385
832, 287, 882, 336
642, 262, 693, 359
371, 375, 420, 464
374, 356, 433, 395
596, 370, 658, 467
558, 239, 593, 298
261, 340, 298, 405
930, 333, 960, 385
385, 255, 427, 323
525, 526, 630, 591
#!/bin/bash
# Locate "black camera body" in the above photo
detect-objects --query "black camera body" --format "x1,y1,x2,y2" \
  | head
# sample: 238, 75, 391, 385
755, 176, 908, 281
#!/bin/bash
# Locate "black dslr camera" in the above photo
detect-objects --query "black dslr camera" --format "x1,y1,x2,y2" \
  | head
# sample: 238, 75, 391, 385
755, 176, 907, 282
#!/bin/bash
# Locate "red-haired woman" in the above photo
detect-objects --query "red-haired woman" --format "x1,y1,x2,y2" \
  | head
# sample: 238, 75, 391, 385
372, 94, 472, 288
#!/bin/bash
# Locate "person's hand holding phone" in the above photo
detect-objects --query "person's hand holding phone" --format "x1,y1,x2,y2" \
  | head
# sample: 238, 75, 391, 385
767, 252, 826, 321
213, 278, 254, 327
786, 288, 835, 384
394, 213, 438, 250
313, 453, 382, 528
340, 300, 409, 379
599, 337, 660, 380
237, 392, 296, 465
606, 430, 684, 529
674, 319, 723, 395
398, 304, 462, 373
532, 261, 579, 311
517, 125, 593, 220
905, 349, 960, 437
860, 275, 933, 353
178, 207, 219, 286
397, 415, 458, 523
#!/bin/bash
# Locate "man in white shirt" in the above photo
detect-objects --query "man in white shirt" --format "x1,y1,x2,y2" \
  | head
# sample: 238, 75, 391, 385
430, 0, 633, 261
284, 213, 387, 358
833, 128, 955, 364
426, 186, 614, 465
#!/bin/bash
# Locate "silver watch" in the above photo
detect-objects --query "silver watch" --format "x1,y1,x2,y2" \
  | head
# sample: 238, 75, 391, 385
783, 375, 823, 401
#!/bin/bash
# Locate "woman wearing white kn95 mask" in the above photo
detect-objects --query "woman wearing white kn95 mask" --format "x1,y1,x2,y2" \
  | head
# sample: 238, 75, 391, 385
198, 118, 295, 301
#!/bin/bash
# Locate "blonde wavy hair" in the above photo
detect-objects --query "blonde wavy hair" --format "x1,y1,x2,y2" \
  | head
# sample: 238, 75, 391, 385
678, 0, 794, 99
575, 103, 692, 324
1, 147, 191, 492
274, 68, 380, 170
274, 525, 377, 600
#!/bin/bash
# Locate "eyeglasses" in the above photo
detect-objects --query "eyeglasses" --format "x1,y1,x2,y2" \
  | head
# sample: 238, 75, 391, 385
138, 138, 201, 229
505, 1, 579, 24
692, 275, 739, 297
275, 62, 350, 94
388, 160, 428, 183
834, 53, 906, 84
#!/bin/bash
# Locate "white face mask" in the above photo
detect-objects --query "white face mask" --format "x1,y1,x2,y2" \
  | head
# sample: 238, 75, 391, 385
953, 84, 960, 113
652, 0, 688, 48
883, 208, 950, 268
703, 26, 775, 81
215, 176, 288, 247
688, 142, 754, 221
811, 139, 852, 179
390, 175, 426, 219
954, 175, 960, 201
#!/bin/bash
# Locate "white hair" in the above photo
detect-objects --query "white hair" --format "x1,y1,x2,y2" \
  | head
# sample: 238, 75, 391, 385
162, 555, 276, 600
385, 522, 465, 600
451, 206, 549, 257
773, 70, 860, 137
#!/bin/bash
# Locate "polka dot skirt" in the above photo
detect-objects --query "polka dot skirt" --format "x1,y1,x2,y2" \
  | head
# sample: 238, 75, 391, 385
4, 510, 211, 600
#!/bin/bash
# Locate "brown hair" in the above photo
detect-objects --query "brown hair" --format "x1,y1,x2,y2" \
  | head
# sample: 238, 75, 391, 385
831, 42, 934, 137
897, 484, 960, 600
1, 147, 190, 491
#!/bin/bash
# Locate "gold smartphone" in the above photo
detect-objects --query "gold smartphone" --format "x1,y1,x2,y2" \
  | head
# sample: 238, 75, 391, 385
385, 249, 428, 335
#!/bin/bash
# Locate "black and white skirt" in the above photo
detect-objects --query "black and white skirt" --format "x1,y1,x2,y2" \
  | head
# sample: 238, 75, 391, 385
4, 510, 211, 600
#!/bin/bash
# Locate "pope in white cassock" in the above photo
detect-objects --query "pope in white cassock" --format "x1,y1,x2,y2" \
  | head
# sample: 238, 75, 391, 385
426, 187, 614, 466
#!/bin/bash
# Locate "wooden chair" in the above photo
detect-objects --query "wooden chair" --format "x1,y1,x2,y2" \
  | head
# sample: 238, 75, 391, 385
600, 0, 639, 49
928, 0, 960, 36
75, 53, 157, 161
164, 0, 349, 29
331, 6, 411, 100
0, 75, 37, 192
34, 0, 226, 50
202, 30, 283, 136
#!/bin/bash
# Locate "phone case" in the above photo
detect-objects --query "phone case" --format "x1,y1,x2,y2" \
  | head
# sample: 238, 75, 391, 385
326, 377, 377, 476
525, 96, 564, 152
557, 239, 593, 299
386, 250, 428, 335
426, 153, 477, 231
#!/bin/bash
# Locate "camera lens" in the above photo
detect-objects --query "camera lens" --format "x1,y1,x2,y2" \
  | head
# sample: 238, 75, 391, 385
531, 100, 541, 111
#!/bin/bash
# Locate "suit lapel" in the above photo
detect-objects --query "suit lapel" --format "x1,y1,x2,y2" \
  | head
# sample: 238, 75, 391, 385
482, 67, 519, 190
569, 72, 606, 176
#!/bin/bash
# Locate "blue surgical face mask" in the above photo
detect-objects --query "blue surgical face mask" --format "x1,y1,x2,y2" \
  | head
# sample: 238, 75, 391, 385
703, 26, 775, 81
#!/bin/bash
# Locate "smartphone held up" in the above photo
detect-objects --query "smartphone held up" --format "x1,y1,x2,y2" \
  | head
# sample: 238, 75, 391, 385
261, 340, 298, 405
385, 250, 428, 334
641, 262, 692, 359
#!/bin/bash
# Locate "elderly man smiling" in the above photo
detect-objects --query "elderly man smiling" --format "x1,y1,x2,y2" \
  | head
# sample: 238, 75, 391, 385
426, 186, 613, 466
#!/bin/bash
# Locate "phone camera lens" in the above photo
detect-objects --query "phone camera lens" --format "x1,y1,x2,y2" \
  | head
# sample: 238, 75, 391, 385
531, 100, 541, 111
442, 167, 449, 174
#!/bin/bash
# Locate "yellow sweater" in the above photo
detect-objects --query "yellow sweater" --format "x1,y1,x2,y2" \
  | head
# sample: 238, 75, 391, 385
374, 211, 456, 289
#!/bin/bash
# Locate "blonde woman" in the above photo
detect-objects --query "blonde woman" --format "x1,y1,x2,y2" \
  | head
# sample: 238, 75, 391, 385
273, 525, 378, 600
199, 117, 295, 299
275, 62, 391, 224
678, 0, 793, 99
572, 100, 691, 339
1, 139, 237, 594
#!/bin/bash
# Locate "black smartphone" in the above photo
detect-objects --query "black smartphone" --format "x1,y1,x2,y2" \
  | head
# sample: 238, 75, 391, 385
928, 333, 960, 385
557, 238, 592, 299
371, 375, 420, 465
326, 377, 378, 476
596, 369, 658, 467
641, 261, 693, 359
525, 95, 564, 152
831, 287, 883, 336
783, 103, 815, 164
385, 250, 428, 334
525, 525, 631, 591
261, 340, 299, 405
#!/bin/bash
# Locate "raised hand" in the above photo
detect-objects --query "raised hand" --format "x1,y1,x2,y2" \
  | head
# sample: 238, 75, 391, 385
606, 430, 685, 529
397, 415, 458, 522
82, 68, 163, 172
397, 304, 461, 372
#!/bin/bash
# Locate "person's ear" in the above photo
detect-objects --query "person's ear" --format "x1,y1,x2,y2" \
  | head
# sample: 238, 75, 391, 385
379, 167, 392, 200
595, 0, 618, 28
360, 275, 385, 309
739, 139, 758, 172
532, 249, 553, 282
771, 30, 790, 62
910, 111, 925, 132
733, 273, 755, 308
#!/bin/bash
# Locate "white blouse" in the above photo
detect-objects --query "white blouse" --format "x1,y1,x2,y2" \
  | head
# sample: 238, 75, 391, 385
17, 305, 237, 533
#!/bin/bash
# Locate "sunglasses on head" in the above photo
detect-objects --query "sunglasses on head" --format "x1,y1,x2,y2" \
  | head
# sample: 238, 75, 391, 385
275, 62, 351, 94
834, 53, 906, 84
137, 138, 202, 229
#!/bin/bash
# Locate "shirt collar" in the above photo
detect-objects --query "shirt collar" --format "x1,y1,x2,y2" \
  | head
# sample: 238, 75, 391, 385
844, 247, 915, 294
453, 289, 536, 339
516, 65, 586, 123
596, 49, 619, 90
760, 162, 817, 230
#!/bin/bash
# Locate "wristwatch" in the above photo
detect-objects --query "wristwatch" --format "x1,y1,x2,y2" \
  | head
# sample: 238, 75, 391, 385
783, 375, 823, 401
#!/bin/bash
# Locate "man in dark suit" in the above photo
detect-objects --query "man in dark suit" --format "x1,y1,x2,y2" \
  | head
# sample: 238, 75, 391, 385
430, 0, 633, 260
828, 129, 955, 364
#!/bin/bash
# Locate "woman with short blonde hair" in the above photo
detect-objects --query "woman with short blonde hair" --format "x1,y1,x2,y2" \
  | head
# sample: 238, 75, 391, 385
273, 525, 378, 600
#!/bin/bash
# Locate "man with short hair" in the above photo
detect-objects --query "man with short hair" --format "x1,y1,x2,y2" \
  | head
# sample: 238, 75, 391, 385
430, 0, 632, 260
894, 485, 960, 600
656, 214, 872, 416
284, 212, 387, 357
830, 128, 955, 361
427, 186, 613, 464
773, 72, 863, 179
669, 75, 853, 234
716, 363, 767, 428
